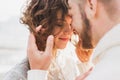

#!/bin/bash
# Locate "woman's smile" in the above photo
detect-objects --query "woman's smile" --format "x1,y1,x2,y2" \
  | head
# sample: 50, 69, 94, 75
59, 37, 69, 41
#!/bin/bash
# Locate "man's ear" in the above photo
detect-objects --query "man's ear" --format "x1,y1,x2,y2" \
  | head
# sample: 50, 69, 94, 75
85, 0, 97, 19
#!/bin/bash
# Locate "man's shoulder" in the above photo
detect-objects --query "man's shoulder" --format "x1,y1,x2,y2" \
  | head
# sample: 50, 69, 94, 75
3, 58, 30, 80
93, 45, 120, 65
104, 45, 120, 58
93, 24, 120, 56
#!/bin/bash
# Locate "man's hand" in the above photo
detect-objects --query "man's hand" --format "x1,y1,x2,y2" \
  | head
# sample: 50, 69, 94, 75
75, 67, 93, 80
27, 25, 54, 70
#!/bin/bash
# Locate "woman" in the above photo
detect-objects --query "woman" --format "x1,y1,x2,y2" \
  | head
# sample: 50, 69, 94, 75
21, 0, 94, 80
4, 0, 93, 80
21, 0, 80, 80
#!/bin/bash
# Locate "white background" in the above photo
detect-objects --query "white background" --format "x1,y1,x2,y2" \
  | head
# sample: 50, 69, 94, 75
0, 0, 29, 79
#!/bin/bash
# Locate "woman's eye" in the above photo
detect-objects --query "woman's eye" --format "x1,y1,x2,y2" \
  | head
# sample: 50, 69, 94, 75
56, 24, 64, 27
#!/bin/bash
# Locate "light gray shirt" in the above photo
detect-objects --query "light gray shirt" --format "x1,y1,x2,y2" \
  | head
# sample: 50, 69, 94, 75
3, 58, 29, 80
86, 24, 120, 80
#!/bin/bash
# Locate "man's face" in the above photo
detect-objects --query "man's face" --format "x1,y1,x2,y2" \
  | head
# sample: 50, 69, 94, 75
68, 0, 82, 34
69, 0, 120, 49
69, 0, 93, 49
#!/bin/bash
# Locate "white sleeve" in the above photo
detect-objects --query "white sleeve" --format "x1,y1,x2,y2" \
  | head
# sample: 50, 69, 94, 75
27, 70, 48, 80
86, 46, 120, 80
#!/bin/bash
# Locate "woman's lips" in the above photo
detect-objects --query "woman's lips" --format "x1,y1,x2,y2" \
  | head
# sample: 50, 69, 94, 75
59, 38, 69, 41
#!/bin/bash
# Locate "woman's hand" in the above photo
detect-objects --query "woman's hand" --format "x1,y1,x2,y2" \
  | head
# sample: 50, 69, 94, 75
75, 67, 93, 80
27, 25, 54, 70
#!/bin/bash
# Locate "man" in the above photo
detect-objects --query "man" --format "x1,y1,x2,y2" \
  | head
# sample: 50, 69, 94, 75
69, 0, 120, 80
28, 0, 120, 80
4, 0, 120, 80
25, 0, 120, 80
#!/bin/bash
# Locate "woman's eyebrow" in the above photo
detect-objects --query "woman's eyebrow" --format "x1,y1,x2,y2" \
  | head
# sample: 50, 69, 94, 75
56, 19, 66, 22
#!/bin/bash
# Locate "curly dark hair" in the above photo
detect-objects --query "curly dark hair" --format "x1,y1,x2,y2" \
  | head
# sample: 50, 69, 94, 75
21, 0, 69, 51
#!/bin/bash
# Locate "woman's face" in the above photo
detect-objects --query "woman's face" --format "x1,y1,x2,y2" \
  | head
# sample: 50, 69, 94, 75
53, 12, 73, 49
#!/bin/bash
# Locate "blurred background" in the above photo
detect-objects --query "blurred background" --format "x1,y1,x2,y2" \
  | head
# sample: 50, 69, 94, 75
0, 0, 29, 79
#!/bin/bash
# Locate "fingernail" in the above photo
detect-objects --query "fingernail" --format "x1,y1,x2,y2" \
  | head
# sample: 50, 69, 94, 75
48, 35, 54, 41
89, 67, 93, 71
36, 25, 42, 32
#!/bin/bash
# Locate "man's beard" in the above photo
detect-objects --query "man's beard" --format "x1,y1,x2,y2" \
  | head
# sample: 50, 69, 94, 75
79, 13, 93, 49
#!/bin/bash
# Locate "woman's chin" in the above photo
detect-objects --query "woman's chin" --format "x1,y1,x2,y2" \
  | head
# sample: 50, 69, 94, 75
57, 45, 66, 49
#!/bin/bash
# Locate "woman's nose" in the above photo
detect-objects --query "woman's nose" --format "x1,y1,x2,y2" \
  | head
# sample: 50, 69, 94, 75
63, 25, 73, 33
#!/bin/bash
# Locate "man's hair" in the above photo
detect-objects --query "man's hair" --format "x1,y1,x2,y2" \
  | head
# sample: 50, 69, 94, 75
21, 0, 69, 51
79, 0, 117, 20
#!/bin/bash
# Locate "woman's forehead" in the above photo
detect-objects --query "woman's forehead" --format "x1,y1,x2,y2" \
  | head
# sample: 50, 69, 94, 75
57, 12, 71, 20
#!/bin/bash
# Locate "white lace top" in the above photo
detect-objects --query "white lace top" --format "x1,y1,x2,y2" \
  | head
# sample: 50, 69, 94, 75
28, 42, 94, 80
